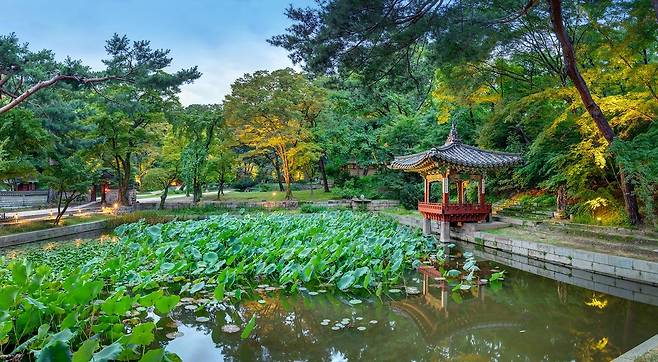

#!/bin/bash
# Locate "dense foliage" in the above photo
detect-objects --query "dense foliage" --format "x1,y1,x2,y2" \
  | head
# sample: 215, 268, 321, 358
2, 1, 657, 228
271, 0, 658, 226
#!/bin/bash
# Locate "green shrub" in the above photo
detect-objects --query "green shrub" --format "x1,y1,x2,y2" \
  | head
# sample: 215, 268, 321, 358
232, 177, 257, 191
567, 188, 629, 226
400, 183, 422, 210
256, 183, 276, 192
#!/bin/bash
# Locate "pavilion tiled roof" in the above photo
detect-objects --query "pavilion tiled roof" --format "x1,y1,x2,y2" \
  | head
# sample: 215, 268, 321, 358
389, 123, 523, 172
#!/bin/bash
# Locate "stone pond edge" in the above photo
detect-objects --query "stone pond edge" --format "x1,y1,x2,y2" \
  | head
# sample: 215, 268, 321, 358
390, 214, 658, 287
0, 220, 108, 248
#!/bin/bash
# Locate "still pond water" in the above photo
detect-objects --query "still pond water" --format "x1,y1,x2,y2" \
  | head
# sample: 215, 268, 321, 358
156, 263, 658, 361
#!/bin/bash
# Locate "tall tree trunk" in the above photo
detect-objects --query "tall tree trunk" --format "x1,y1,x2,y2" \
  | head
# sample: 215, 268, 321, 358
54, 191, 76, 225
318, 155, 330, 192
273, 154, 284, 192
278, 146, 293, 199
54, 190, 64, 225
193, 175, 202, 204
217, 173, 225, 199
159, 182, 170, 210
548, 0, 642, 225
119, 155, 132, 206
556, 184, 567, 218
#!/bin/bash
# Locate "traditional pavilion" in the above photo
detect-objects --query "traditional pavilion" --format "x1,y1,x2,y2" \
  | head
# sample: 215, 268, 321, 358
390, 122, 522, 240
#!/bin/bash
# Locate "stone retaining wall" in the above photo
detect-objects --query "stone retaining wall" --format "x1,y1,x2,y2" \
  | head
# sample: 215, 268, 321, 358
0, 191, 51, 209
456, 230, 658, 286
0, 220, 108, 248
138, 199, 399, 211
362, 200, 400, 211
613, 334, 658, 361
459, 241, 658, 306
389, 213, 658, 288
105, 189, 137, 206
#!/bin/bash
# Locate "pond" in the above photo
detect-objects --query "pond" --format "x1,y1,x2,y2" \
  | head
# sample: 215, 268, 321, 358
1, 212, 657, 362
152, 262, 658, 361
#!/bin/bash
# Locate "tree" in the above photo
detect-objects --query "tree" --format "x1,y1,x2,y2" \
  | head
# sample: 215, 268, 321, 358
174, 104, 222, 203
224, 69, 324, 199
90, 35, 200, 205
0, 33, 199, 114
204, 117, 238, 199
0, 109, 51, 190
207, 142, 237, 199
547, 0, 640, 223
40, 155, 94, 225
141, 130, 185, 209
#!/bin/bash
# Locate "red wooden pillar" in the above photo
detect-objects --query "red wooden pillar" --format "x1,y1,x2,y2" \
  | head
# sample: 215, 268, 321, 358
457, 180, 464, 205
424, 177, 430, 203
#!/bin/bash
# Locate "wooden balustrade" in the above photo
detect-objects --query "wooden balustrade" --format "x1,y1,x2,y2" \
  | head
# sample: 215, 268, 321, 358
417, 202, 491, 222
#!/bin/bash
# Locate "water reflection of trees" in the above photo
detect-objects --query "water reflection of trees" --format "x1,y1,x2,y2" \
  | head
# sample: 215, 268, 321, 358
389, 269, 658, 361
154, 271, 658, 361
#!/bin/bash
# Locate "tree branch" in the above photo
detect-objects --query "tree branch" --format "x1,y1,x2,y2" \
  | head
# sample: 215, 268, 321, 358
0, 74, 126, 114
487, 0, 540, 25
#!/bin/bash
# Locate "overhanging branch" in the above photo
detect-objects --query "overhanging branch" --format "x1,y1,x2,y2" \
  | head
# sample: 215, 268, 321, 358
0, 74, 126, 114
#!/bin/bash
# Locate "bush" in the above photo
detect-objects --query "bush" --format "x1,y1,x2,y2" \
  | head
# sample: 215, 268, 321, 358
256, 183, 277, 192
232, 177, 257, 191
105, 211, 177, 229
140, 168, 169, 192
400, 183, 423, 210
567, 188, 629, 226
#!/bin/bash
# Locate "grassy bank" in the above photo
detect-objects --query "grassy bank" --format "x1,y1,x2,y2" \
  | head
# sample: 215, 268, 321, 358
0, 205, 254, 238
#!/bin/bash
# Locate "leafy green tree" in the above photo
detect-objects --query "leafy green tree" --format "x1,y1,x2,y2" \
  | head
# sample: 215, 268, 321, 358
174, 104, 222, 203
206, 128, 238, 199
41, 155, 94, 225
272, 0, 657, 223
0, 33, 199, 115
0, 108, 50, 189
141, 129, 185, 209
224, 69, 324, 199
89, 35, 200, 205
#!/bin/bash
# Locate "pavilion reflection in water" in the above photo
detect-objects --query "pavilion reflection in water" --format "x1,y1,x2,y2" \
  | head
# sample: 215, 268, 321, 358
390, 269, 522, 343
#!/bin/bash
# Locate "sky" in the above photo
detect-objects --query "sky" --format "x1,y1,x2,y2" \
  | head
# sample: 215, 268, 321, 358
3, 0, 313, 105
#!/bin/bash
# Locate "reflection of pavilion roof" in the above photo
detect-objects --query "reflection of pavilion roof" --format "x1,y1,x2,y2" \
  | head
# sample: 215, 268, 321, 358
391, 289, 521, 342
389, 123, 522, 173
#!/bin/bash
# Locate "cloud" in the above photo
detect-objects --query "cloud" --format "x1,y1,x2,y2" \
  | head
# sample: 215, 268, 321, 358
175, 41, 297, 106
4, 0, 309, 106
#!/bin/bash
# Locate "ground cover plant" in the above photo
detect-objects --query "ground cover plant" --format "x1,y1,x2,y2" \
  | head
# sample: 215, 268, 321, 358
0, 211, 491, 361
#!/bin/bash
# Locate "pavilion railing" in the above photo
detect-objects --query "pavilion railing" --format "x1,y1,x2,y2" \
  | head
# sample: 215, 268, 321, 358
417, 202, 491, 222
